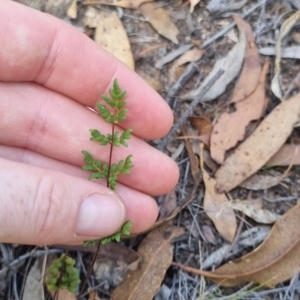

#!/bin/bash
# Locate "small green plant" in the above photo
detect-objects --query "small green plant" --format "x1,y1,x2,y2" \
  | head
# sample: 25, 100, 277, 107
46, 254, 80, 293
46, 79, 133, 296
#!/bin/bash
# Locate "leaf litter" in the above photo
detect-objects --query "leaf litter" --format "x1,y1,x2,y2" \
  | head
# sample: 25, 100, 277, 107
215, 92, 300, 193
181, 15, 246, 101
200, 143, 237, 242
140, 2, 180, 44
175, 203, 300, 288
111, 224, 184, 300
211, 60, 269, 164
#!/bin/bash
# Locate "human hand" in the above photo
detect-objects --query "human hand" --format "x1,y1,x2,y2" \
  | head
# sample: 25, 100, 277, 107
0, 1, 179, 245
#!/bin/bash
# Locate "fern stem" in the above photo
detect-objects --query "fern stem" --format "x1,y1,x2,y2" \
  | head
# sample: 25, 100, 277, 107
107, 120, 115, 189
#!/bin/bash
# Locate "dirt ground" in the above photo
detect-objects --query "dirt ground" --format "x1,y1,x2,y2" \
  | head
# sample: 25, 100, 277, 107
2, 0, 300, 299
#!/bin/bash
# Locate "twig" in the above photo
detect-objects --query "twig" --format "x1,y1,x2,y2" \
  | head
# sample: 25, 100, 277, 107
155, 44, 193, 69
201, 0, 271, 49
158, 69, 224, 151
0, 249, 62, 277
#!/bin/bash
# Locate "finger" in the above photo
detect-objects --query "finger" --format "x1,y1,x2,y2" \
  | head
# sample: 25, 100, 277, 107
0, 157, 158, 245
0, 82, 179, 196
0, 0, 173, 139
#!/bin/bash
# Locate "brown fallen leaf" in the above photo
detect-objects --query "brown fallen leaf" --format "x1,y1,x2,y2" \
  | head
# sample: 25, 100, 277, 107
111, 225, 185, 300
266, 144, 300, 166
271, 11, 300, 99
211, 61, 269, 164
175, 203, 300, 287
221, 200, 279, 224
82, 0, 154, 9
94, 10, 134, 69
169, 48, 204, 81
140, 3, 179, 44
215, 92, 300, 193
200, 144, 237, 242
189, 115, 212, 146
181, 15, 246, 101
227, 15, 261, 105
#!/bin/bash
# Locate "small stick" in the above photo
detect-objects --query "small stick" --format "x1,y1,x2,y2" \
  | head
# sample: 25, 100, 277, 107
155, 44, 193, 69
158, 69, 224, 151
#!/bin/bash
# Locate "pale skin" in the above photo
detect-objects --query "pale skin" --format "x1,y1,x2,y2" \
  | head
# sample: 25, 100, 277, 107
0, 1, 179, 245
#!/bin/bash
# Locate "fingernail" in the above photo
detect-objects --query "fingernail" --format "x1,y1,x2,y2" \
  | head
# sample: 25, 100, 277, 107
75, 193, 125, 237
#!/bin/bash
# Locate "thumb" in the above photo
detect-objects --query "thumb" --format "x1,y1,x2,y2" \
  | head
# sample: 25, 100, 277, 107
0, 158, 126, 245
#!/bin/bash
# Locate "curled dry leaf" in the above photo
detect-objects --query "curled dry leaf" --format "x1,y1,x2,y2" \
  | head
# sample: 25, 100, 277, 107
111, 225, 185, 300
215, 92, 300, 193
94, 10, 134, 69
227, 15, 261, 105
266, 144, 300, 167
82, 0, 154, 9
181, 15, 246, 101
271, 11, 300, 99
200, 144, 237, 242
222, 200, 279, 224
210, 58, 268, 164
140, 3, 179, 44
169, 48, 204, 81
175, 203, 300, 287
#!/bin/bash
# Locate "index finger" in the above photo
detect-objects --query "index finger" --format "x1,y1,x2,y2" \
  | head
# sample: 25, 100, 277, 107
0, 0, 173, 139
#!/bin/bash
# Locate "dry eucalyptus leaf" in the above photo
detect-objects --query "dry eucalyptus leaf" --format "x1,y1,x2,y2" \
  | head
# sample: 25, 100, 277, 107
54, 290, 76, 300
169, 48, 204, 81
111, 225, 185, 300
88, 289, 103, 300
211, 61, 269, 164
82, 0, 154, 9
215, 92, 300, 193
176, 203, 300, 287
200, 144, 237, 242
259, 46, 300, 59
94, 10, 134, 69
22, 260, 43, 300
266, 144, 300, 166
271, 11, 300, 99
190, 0, 201, 13
222, 200, 279, 224
227, 15, 261, 105
181, 16, 246, 101
140, 3, 179, 44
